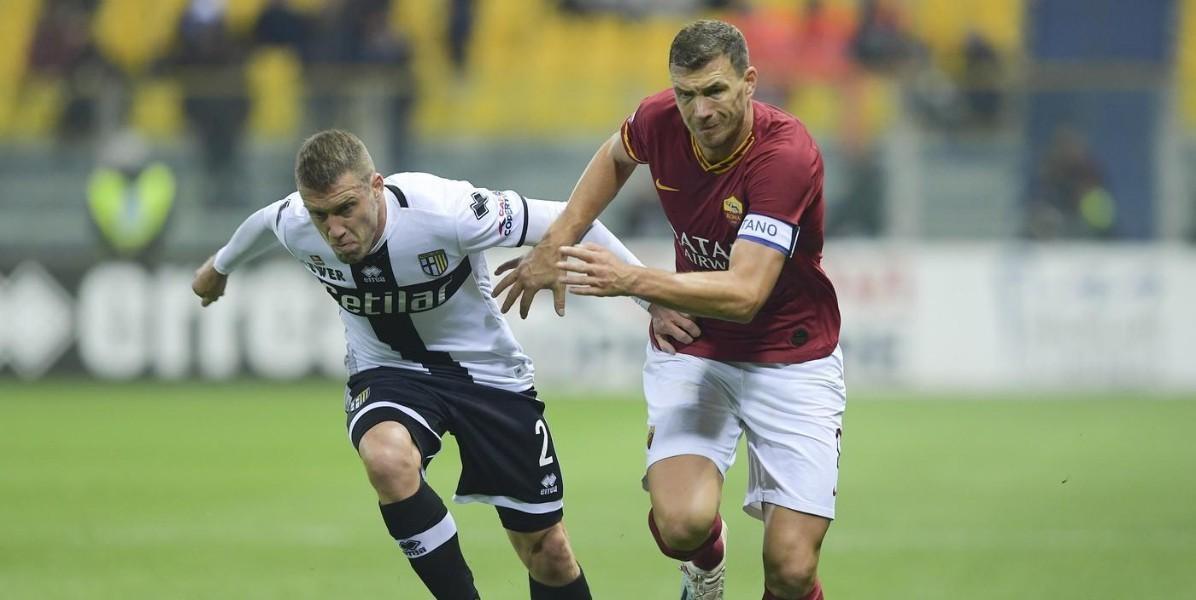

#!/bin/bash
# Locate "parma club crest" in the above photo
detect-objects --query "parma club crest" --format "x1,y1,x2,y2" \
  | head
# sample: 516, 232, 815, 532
345, 387, 370, 413
418, 249, 449, 277
722, 196, 744, 225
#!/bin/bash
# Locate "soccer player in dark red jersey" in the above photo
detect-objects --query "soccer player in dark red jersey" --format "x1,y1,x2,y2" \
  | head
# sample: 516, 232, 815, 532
493, 20, 844, 600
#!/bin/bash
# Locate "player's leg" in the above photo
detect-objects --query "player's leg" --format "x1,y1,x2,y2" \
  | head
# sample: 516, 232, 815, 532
645, 455, 725, 561
359, 421, 422, 501
346, 373, 479, 599
505, 517, 590, 599
761, 505, 829, 599
739, 347, 846, 599
641, 345, 742, 598
445, 382, 590, 599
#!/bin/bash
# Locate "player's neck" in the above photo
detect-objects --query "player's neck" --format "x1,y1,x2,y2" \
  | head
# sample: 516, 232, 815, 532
697, 103, 754, 165
369, 191, 388, 251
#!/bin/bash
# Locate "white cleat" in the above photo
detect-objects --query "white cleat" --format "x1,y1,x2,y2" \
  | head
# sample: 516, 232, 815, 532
678, 520, 727, 600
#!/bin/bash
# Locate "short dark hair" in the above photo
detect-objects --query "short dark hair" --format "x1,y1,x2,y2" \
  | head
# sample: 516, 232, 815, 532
294, 129, 375, 192
669, 20, 749, 75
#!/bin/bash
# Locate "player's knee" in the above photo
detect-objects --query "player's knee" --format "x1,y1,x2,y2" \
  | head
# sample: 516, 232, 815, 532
653, 508, 716, 551
357, 422, 422, 501
512, 524, 578, 586
763, 548, 819, 598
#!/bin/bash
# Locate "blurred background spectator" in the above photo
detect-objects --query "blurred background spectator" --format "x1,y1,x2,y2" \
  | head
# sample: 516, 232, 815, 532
253, 0, 311, 55
27, 0, 114, 142
2, 0, 1195, 415
0, 0, 1192, 251
167, 0, 249, 206
448, 0, 476, 74
1023, 125, 1114, 240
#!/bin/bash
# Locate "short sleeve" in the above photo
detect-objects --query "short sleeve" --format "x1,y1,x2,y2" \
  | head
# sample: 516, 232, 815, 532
737, 143, 823, 257
620, 90, 677, 165
454, 187, 531, 253
620, 109, 650, 164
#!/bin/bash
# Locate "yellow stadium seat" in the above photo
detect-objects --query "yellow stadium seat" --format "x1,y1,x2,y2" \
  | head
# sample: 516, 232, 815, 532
858, 74, 898, 140
787, 82, 840, 136
224, 0, 270, 35
93, 0, 189, 74
393, 0, 455, 135
913, 0, 1023, 73
1179, 0, 1196, 129
8, 77, 64, 138
0, 0, 42, 136
131, 78, 186, 138
246, 47, 304, 138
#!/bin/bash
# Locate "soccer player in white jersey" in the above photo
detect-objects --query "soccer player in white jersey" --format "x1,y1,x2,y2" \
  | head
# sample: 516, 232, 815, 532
191, 129, 698, 600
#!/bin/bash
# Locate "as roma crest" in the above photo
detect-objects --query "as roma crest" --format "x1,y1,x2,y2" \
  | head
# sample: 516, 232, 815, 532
722, 196, 744, 225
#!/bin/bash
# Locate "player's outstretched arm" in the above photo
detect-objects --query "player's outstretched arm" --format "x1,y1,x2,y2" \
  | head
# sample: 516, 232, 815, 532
191, 254, 228, 307
494, 197, 702, 351
492, 131, 638, 318
519, 197, 644, 270
558, 239, 785, 324
191, 204, 281, 306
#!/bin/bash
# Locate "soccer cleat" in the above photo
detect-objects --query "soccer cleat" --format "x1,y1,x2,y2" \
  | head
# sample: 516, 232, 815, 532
678, 520, 727, 600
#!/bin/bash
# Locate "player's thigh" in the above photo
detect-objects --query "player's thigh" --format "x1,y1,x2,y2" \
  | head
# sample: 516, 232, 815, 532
739, 347, 846, 521
446, 383, 566, 532
645, 454, 724, 537
357, 422, 423, 498
344, 369, 450, 488
642, 343, 742, 477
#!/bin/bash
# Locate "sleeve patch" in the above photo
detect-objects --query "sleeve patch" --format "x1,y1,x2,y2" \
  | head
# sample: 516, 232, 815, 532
469, 191, 489, 220
495, 191, 516, 238
737, 213, 798, 257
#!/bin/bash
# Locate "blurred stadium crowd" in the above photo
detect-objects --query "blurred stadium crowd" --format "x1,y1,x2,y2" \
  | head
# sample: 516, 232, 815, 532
3, 1, 1196, 392
1, 0, 1195, 256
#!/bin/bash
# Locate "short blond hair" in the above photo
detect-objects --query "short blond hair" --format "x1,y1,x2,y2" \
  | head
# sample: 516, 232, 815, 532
294, 129, 375, 192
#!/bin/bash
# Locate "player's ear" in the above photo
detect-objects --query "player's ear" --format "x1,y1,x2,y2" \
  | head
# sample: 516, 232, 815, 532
370, 172, 384, 195
743, 66, 758, 99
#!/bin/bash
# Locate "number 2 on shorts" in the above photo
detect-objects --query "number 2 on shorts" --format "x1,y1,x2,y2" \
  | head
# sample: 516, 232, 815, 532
535, 419, 555, 467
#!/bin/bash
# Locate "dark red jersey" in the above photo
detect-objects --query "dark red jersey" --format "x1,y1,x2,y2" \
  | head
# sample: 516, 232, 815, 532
621, 89, 840, 364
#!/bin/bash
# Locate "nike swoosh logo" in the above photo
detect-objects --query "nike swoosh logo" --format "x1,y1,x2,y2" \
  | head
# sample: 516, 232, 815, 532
655, 178, 680, 192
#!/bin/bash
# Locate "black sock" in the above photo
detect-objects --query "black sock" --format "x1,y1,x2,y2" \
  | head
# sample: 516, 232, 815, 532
529, 568, 591, 600
379, 480, 479, 599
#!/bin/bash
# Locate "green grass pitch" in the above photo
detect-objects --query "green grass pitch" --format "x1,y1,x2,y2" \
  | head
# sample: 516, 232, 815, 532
2, 379, 1194, 599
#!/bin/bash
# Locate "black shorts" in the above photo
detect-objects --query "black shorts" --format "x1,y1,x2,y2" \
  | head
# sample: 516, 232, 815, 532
345, 367, 565, 532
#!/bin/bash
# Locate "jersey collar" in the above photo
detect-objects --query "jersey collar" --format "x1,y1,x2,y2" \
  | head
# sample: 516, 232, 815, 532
368, 185, 400, 254
690, 128, 755, 174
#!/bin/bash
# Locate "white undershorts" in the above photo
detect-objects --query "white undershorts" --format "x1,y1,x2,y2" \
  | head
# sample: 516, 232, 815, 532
642, 344, 847, 520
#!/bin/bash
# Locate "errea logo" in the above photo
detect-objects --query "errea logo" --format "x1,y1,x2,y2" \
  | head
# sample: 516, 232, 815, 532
361, 265, 386, 283
398, 539, 426, 558
540, 473, 559, 496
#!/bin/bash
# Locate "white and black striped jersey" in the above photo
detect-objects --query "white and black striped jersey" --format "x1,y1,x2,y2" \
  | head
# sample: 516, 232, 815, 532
214, 172, 641, 392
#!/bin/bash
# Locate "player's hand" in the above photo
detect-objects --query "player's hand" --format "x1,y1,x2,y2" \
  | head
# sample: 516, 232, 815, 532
191, 255, 228, 307
557, 242, 634, 297
648, 304, 701, 354
492, 243, 567, 318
